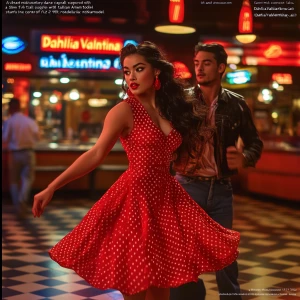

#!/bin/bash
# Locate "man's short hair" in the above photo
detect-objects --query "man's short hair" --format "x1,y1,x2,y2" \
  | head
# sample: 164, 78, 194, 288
194, 43, 228, 66
9, 98, 21, 110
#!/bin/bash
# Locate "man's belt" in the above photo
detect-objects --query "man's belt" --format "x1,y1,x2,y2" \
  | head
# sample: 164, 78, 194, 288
184, 175, 230, 183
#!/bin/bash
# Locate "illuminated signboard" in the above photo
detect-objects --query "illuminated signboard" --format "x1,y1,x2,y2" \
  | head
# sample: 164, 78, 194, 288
39, 53, 121, 70
272, 73, 293, 85
4, 63, 32, 72
243, 41, 300, 66
169, 0, 185, 23
264, 45, 282, 58
238, 0, 253, 34
40, 35, 137, 54
2, 36, 27, 54
226, 70, 252, 84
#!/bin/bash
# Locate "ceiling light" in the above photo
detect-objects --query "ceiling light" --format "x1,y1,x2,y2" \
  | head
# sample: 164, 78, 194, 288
2, 98, 10, 104
272, 81, 279, 89
60, 77, 70, 84
88, 98, 108, 107
33, 91, 42, 97
155, 25, 196, 34
277, 85, 284, 91
49, 70, 59, 75
258, 88, 273, 103
245, 56, 258, 65
115, 79, 123, 85
236, 0, 256, 44
49, 95, 58, 104
3, 93, 14, 98
49, 78, 59, 84
32, 99, 40, 106
69, 89, 80, 101
227, 56, 240, 64
235, 34, 257, 44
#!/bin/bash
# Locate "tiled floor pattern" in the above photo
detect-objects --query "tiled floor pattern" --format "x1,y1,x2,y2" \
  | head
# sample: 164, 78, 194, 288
2, 194, 300, 300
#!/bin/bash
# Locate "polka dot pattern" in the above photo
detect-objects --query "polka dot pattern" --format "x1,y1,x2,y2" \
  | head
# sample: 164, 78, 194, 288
49, 96, 240, 295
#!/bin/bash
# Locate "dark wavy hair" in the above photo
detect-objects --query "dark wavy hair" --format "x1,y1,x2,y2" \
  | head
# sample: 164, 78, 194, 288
120, 41, 199, 149
194, 43, 228, 78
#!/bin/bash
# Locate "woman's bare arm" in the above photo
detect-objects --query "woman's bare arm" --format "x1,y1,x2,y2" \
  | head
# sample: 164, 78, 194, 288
47, 101, 132, 192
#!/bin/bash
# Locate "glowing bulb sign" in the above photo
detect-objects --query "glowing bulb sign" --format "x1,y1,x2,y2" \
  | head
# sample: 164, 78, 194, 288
238, 0, 253, 34
169, 0, 184, 23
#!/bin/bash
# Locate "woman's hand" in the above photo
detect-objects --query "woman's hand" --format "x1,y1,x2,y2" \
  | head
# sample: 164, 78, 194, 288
32, 186, 55, 218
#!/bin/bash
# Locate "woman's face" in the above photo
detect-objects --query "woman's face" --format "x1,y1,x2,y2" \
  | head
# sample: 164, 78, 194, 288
123, 54, 157, 96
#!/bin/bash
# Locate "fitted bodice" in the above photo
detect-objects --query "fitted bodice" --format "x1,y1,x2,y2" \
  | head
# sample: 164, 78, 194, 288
120, 97, 182, 172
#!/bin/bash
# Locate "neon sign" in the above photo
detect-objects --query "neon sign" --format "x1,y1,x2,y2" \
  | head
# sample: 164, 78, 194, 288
40, 35, 135, 54
39, 53, 121, 70
4, 63, 32, 72
169, 0, 184, 23
238, 0, 253, 34
123, 40, 138, 47
2, 36, 26, 54
272, 73, 293, 84
243, 42, 300, 66
264, 45, 282, 58
226, 70, 252, 84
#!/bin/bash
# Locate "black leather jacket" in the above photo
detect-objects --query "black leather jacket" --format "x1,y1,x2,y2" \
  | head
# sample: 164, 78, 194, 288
173, 86, 264, 178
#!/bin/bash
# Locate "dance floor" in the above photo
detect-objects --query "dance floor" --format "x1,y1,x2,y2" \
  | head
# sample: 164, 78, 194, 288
2, 194, 300, 300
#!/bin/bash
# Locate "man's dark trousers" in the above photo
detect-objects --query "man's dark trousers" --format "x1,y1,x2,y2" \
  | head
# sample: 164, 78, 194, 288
170, 174, 242, 300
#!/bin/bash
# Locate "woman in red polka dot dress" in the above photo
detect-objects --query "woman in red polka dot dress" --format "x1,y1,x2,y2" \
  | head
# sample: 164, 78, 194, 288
32, 42, 240, 300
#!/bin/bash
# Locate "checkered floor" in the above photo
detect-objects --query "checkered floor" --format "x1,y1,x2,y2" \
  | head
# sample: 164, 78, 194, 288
2, 193, 300, 300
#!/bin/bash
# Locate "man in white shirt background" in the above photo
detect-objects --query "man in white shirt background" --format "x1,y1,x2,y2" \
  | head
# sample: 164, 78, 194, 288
3, 98, 39, 218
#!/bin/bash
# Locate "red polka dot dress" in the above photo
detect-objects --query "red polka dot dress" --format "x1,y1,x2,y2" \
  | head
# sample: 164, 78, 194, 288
49, 96, 240, 296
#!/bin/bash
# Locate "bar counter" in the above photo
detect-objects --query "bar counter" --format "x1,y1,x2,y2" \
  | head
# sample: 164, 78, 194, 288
3, 140, 299, 202
239, 141, 300, 202
2, 140, 128, 197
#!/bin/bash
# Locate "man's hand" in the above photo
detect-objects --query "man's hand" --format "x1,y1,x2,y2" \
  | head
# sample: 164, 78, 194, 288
226, 146, 245, 170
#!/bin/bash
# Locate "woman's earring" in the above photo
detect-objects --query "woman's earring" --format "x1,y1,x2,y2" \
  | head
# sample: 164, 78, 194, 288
127, 88, 134, 97
154, 75, 161, 91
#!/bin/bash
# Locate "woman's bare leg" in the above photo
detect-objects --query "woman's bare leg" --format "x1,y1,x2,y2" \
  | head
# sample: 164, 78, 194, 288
122, 290, 146, 300
146, 287, 170, 300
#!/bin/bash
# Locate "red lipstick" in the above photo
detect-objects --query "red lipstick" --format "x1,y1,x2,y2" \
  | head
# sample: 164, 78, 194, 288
130, 83, 139, 89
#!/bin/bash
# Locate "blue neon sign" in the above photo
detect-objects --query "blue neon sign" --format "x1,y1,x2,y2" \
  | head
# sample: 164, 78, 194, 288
2, 36, 27, 54
226, 70, 252, 84
123, 40, 138, 47
39, 53, 122, 70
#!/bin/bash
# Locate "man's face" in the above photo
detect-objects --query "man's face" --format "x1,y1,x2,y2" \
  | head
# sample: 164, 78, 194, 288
194, 51, 225, 86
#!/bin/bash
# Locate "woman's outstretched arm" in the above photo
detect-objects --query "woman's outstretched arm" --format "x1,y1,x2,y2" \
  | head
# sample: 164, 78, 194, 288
32, 101, 133, 217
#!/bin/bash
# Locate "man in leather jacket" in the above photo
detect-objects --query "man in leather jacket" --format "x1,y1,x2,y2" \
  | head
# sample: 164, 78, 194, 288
170, 43, 263, 300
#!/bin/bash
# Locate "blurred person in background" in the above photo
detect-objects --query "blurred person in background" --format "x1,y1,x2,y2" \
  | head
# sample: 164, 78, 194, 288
32, 41, 240, 300
171, 43, 263, 300
2, 98, 39, 218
